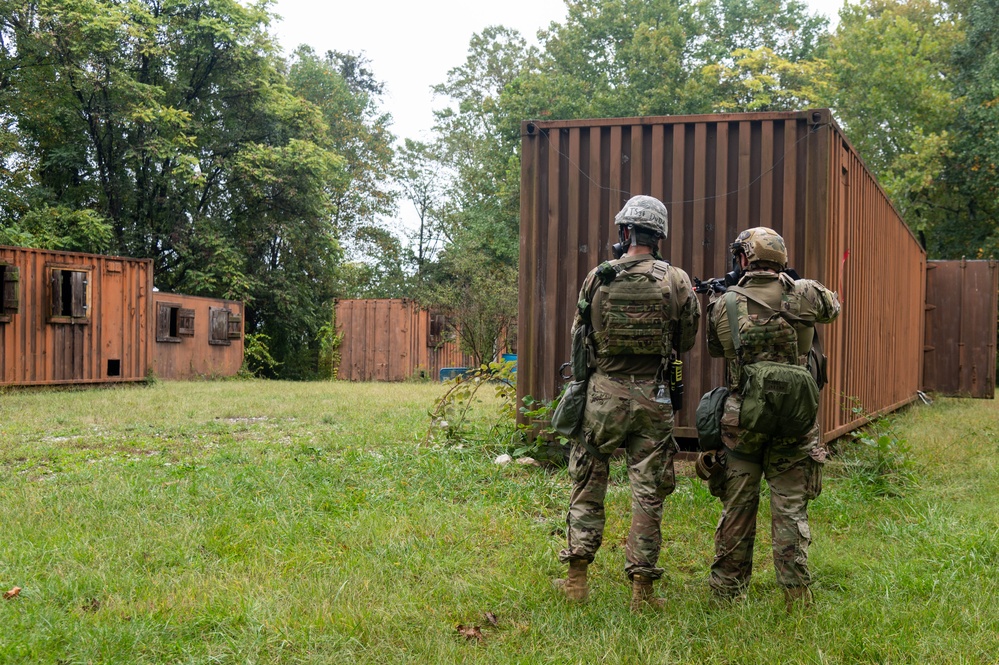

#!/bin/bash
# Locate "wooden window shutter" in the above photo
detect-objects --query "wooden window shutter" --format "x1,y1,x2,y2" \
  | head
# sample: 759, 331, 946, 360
71, 271, 87, 318
3, 266, 19, 315
156, 303, 172, 342
227, 313, 242, 339
50, 269, 63, 318
209, 307, 230, 345
178, 308, 195, 336
428, 312, 445, 346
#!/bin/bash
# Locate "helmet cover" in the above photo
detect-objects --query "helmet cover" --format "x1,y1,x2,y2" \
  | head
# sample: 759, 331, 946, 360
614, 195, 668, 239
731, 227, 788, 268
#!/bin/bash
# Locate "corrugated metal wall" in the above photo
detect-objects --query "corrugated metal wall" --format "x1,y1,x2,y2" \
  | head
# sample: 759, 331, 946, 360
151, 293, 244, 380
335, 299, 475, 381
0, 246, 152, 385
923, 260, 998, 398
821, 136, 927, 437
519, 110, 926, 442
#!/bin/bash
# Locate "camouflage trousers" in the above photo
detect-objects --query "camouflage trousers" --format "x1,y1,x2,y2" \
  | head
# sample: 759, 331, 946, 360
558, 372, 677, 580
708, 394, 824, 595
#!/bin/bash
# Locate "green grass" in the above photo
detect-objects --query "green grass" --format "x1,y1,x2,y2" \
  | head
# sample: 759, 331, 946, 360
1, 381, 998, 664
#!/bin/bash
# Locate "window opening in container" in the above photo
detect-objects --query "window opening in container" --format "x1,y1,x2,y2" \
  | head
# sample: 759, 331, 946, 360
48, 267, 89, 323
0, 263, 17, 322
60, 271, 73, 316
107, 359, 121, 377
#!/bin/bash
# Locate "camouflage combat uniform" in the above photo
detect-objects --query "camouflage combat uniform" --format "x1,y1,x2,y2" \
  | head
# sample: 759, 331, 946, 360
559, 253, 700, 581
706, 270, 840, 597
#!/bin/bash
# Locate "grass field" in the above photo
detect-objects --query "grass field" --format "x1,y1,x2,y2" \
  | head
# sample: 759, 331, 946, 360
1, 380, 998, 664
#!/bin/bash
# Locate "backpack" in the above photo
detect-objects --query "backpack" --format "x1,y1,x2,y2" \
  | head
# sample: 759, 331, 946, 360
724, 287, 819, 439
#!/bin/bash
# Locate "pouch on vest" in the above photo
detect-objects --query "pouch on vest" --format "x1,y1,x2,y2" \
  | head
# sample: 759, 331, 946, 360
695, 386, 730, 451
570, 324, 593, 382
551, 380, 587, 438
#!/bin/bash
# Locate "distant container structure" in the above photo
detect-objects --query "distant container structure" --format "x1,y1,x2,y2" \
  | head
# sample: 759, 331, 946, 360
0, 245, 153, 384
335, 298, 476, 381
519, 109, 929, 442
151, 292, 244, 380
0, 245, 243, 386
923, 260, 998, 398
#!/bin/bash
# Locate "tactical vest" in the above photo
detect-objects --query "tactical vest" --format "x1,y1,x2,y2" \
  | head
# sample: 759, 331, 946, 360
724, 282, 801, 386
591, 259, 671, 358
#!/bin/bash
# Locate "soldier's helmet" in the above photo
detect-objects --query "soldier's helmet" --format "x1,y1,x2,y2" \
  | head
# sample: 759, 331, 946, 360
731, 227, 788, 268
614, 195, 668, 239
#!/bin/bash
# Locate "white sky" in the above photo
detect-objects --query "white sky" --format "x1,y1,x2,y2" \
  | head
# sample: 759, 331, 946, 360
268, 0, 847, 143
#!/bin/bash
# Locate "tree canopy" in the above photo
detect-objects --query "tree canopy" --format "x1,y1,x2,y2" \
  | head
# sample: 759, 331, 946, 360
1, 0, 995, 378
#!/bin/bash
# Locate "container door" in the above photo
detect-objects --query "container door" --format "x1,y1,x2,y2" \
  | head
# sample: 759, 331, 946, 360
923, 260, 998, 398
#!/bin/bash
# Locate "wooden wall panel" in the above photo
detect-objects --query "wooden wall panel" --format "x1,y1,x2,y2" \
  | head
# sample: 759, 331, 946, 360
519, 110, 927, 442
924, 260, 998, 398
150, 293, 244, 380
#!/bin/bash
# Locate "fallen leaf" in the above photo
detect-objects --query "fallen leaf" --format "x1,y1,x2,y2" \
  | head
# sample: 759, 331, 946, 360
3, 587, 21, 600
82, 598, 101, 613
484, 611, 499, 626
456, 624, 484, 643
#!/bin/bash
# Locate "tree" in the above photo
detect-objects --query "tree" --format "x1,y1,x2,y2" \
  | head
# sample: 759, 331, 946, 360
288, 47, 396, 243
701, 46, 832, 112
941, 0, 999, 258
397, 139, 449, 280
822, 0, 963, 209
0, 0, 390, 377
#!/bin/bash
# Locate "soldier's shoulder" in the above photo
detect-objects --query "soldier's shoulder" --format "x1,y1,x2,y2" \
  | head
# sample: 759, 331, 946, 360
660, 262, 693, 283
792, 278, 832, 297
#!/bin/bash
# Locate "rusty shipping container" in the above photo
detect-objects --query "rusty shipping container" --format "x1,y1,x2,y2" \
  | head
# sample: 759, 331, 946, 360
335, 299, 476, 381
151, 292, 245, 380
923, 260, 998, 398
519, 109, 927, 442
0, 245, 153, 385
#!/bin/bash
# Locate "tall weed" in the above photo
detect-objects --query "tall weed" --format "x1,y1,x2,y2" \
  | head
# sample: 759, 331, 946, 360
836, 400, 915, 498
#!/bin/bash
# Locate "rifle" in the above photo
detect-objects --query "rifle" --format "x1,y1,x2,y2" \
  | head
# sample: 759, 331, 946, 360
693, 267, 803, 294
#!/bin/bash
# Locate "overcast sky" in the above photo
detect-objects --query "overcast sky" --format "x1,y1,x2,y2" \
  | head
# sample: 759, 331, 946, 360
268, 0, 847, 143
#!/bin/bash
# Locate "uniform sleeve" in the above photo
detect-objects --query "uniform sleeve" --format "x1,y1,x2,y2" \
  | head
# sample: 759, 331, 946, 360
670, 269, 701, 353
706, 295, 726, 358
795, 279, 841, 324
570, 272, 597, 335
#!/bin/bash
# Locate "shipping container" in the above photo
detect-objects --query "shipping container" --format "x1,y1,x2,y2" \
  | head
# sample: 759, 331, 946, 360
0, 245, 153, 385
335, 298, 477, 382
519, 109, 928, 443
151, 292, 245, 380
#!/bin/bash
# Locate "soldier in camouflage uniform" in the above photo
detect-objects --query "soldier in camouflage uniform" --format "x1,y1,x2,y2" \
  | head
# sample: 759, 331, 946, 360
558, 195, 700, 611
705, 227, 840, 609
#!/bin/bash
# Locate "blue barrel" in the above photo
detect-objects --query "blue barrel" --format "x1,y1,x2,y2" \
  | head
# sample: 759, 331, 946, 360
439, 367, 468, 382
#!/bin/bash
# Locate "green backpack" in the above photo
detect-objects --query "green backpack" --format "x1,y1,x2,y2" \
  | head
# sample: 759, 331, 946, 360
725, 288, 819, 439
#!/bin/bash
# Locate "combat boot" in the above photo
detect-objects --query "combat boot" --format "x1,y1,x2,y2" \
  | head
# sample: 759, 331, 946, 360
630, 575, 665, 612
783, 585, 813, 612
561, 560, 589, 602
